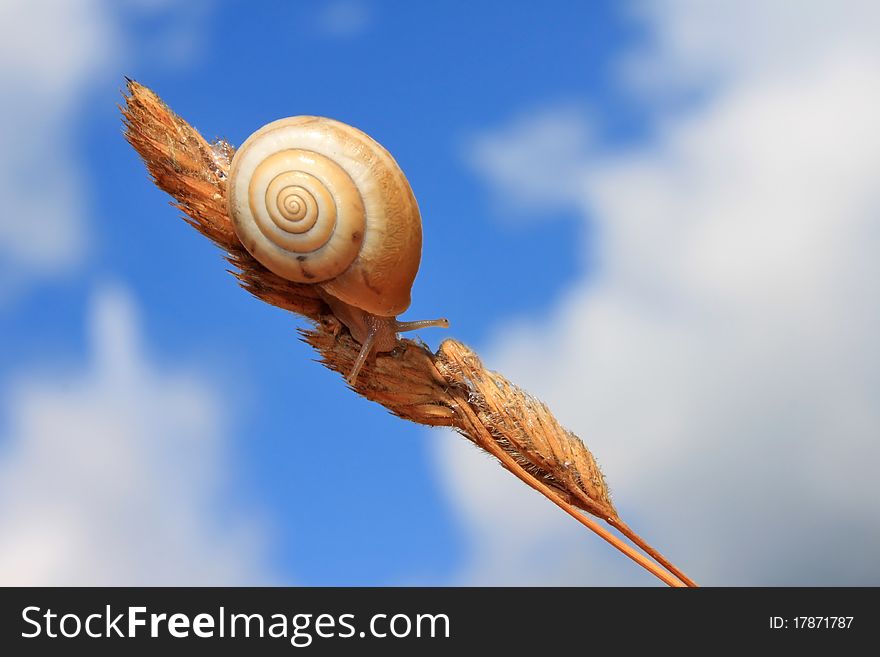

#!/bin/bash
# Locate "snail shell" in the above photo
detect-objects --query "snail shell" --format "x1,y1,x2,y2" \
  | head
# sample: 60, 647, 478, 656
227, 116, 422, 317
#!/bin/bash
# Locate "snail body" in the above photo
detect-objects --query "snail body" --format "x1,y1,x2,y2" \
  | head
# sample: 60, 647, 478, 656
228, 116, 448, 383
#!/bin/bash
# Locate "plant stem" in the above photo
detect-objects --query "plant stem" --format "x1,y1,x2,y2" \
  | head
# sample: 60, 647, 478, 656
455, 402, 688, 588
607, 516, 698, 587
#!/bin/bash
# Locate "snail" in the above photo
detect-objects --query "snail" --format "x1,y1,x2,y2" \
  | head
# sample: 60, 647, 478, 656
227, 116, 449, 384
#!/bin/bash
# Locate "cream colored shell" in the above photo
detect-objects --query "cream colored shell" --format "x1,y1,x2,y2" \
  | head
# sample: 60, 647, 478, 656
228, 116, 422, 317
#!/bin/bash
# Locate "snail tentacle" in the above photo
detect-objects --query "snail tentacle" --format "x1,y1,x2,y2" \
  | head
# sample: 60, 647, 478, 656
395, 317, 450, 333
347, 329, 377, 386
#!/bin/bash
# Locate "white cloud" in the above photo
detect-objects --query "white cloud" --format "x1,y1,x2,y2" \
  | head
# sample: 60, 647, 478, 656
121, 0, 215, 70
317, 1, 371, 38
0, 0, 212, 303
442, 0, 880, 585
0, 0, 114, 300
465, 105, 595, 217
623, 0, 880, 93
0, 285, 272, 584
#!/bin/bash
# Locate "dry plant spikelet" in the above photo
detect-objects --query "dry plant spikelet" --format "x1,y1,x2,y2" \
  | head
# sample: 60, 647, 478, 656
121, 79, 696, 588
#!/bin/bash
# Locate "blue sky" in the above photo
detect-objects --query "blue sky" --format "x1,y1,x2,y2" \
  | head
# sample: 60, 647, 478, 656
2, 1, 879, 586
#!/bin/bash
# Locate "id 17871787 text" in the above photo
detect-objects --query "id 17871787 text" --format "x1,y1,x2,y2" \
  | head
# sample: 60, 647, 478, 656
769, 617, 854, 630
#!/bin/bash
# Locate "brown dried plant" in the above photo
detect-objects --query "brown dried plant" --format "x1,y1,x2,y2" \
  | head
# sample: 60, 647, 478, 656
121, 79, 697, 588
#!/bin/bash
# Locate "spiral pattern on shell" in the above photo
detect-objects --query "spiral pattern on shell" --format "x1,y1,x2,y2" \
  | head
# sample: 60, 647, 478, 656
228, 116, 423, 317
229, 128, 366, 284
